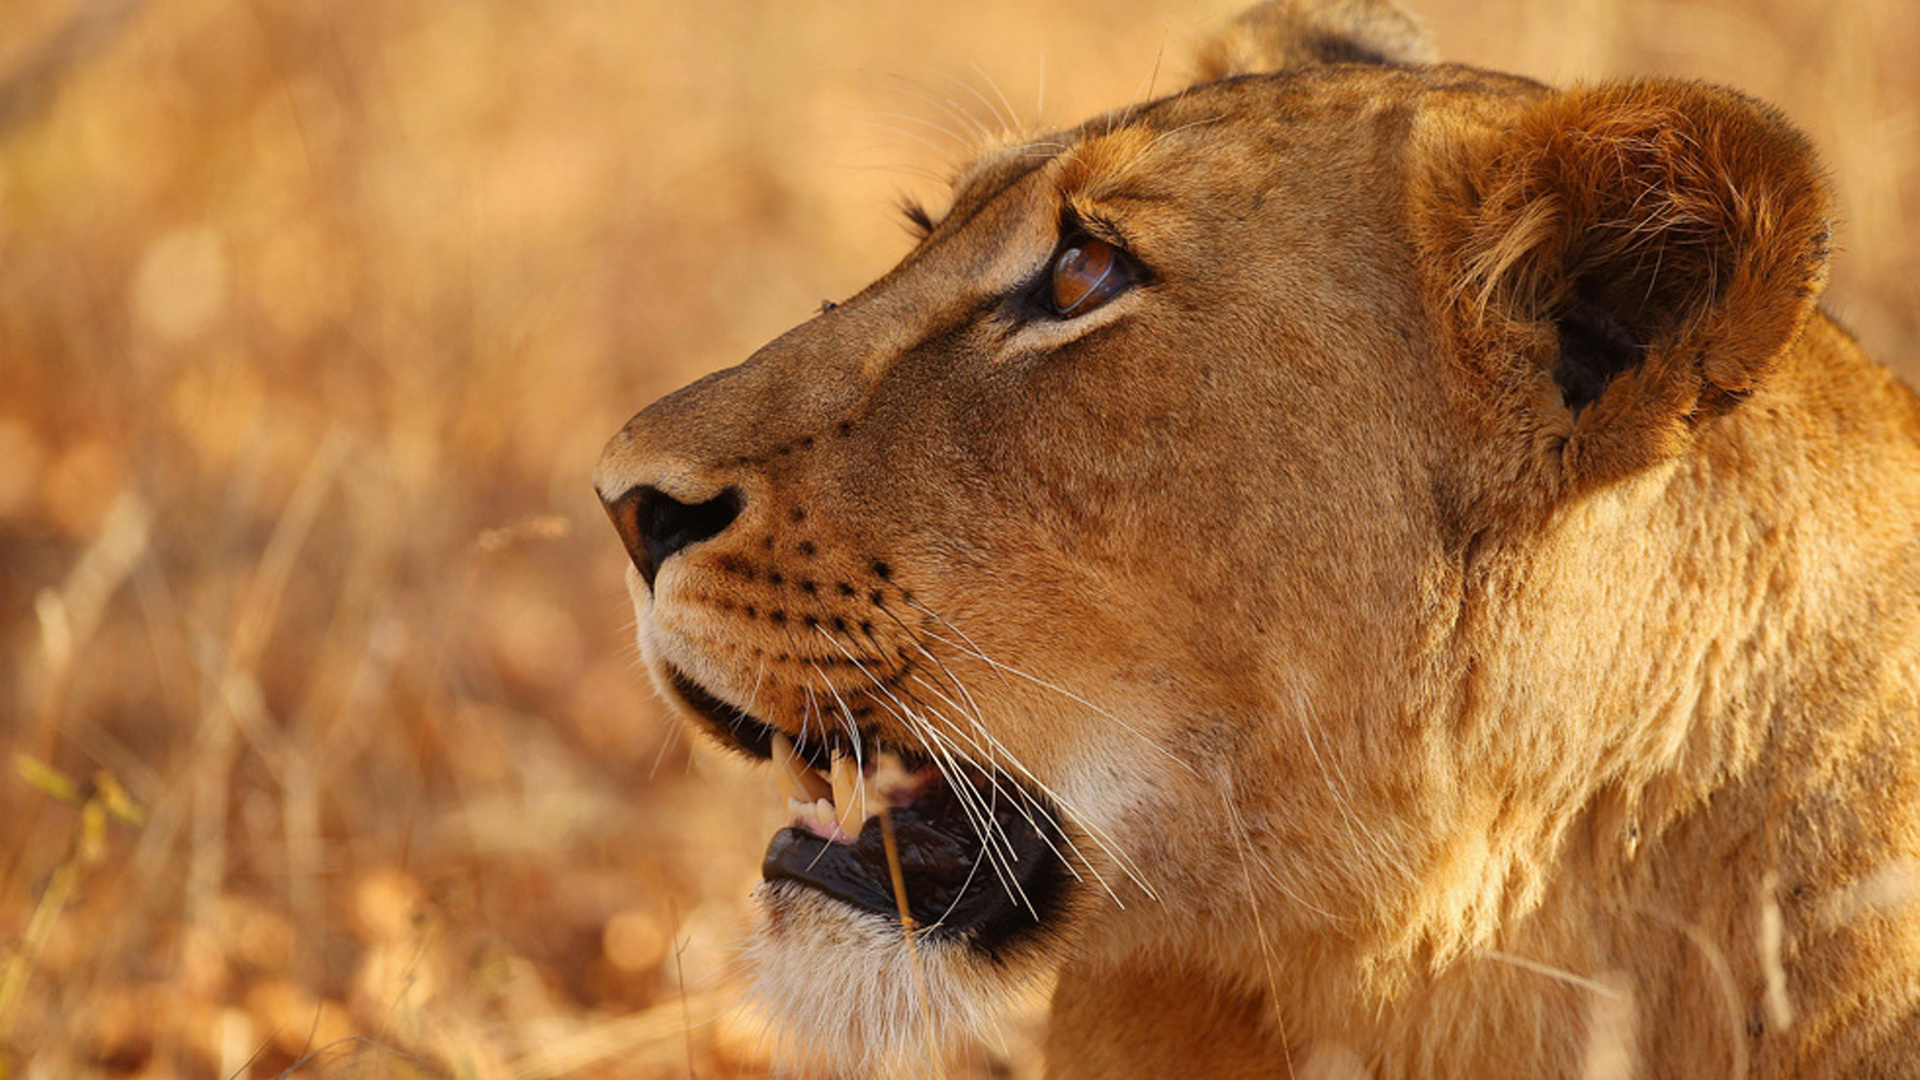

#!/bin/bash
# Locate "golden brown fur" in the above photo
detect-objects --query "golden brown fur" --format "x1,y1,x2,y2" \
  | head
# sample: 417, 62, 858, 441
595, 2, 1920, 1075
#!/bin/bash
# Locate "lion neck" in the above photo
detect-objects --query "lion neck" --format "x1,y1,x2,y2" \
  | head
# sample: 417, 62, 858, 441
1178, 313, 1920, 1064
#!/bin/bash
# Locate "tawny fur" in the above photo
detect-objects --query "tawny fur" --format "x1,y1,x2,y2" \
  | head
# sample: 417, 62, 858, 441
596, 2, 1920, 1075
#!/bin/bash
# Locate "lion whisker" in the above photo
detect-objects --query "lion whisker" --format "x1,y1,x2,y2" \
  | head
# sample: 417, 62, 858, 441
1217, 775, 1301, 1080
811, 630, 1032, 903
873, 623, 1154, 902
1114, 39, 1167, 134
832, 115, 970, 161
907, 696, 1128, 908
1287, 687, 1414, 884
838, 106, 980, 147
813, 622, 1134, 915
1481, 950, 1626, 1001
897, 672, 1103, 888
878, 71, 999, 146
927, 67, 1020, 140
966, 61, 1025, 139
1219, 777, 1346, 924
904, 678, 1158, 904
902, 597, 1203, 780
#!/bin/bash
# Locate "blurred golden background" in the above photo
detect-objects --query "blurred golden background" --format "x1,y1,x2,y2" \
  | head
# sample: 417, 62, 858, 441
0, 0, 1912, 1077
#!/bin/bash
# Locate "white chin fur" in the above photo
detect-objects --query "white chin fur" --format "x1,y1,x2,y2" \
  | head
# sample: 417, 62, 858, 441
744, 881, 1032, 1077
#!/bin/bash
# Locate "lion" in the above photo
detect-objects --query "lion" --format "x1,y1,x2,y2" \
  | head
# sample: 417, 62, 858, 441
593, 1, 1920, 1075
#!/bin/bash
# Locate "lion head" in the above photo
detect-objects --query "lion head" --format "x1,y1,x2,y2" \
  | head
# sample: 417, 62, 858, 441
596, 2, 1920, 1075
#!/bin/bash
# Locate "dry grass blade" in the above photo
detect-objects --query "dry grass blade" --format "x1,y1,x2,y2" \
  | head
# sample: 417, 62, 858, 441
22, 493, 151, 754
0, 761, 144, 1062
878, 806, 945, 1078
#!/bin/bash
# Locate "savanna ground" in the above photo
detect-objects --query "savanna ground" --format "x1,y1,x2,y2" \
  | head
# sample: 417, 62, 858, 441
0, 0, 1914, 1076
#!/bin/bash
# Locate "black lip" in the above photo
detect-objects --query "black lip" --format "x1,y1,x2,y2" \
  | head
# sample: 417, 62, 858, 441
665, 665, 831, 770
762, 776, 1069, 956
665, 663, 1071, 954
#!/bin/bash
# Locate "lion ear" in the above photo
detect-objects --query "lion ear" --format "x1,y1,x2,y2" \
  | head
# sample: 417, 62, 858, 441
1194, 0, 1438, 81
1439, 80, 1833, 492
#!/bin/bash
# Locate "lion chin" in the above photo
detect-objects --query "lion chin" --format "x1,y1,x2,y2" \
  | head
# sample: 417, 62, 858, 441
742, 884, 1032, 1074
595, 0, 1920, 1076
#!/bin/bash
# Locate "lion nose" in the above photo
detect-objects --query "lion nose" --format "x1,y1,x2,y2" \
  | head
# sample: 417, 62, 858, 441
601, 484, 744, 590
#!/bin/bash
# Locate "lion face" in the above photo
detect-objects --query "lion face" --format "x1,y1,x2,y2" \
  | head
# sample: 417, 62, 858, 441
596, 65, 1462, 1057
596, 3, 1845, 1071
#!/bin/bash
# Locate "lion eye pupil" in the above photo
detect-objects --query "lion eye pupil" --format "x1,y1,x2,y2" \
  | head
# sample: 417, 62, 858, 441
1050, 237, 1128, 317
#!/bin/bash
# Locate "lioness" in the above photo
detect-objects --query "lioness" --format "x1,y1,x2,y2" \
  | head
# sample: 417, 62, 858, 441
595, 1, 1920, 1075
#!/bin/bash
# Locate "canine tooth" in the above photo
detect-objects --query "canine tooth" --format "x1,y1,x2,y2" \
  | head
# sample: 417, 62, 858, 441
772, 733, 805, 802
771, 733, 831, 802
831, 753, 866, 838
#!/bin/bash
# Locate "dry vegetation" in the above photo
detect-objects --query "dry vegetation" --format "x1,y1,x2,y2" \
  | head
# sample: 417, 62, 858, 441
0, 0, 1913, 1077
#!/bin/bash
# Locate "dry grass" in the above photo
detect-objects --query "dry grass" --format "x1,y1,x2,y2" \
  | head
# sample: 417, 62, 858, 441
0, 0, 1912, 1077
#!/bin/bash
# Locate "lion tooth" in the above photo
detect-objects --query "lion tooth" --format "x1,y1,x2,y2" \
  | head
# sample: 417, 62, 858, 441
831, 753, 866, 839
810, 798, 838, 836
771, 733, 831, 803
771, 733, 805, 803
789, 796, 831, 831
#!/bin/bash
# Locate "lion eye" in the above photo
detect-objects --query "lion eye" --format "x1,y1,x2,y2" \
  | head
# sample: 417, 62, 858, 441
1049, 237, 1132, 317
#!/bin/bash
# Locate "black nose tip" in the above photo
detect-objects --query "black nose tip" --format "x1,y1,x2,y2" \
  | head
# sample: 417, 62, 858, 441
603, 485, 744, 589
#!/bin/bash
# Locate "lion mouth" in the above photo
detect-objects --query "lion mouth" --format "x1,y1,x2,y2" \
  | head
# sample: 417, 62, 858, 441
665, 665, 1071, 952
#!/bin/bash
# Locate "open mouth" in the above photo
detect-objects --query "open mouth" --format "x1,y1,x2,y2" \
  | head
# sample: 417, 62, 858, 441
666, 665, 1070, 954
